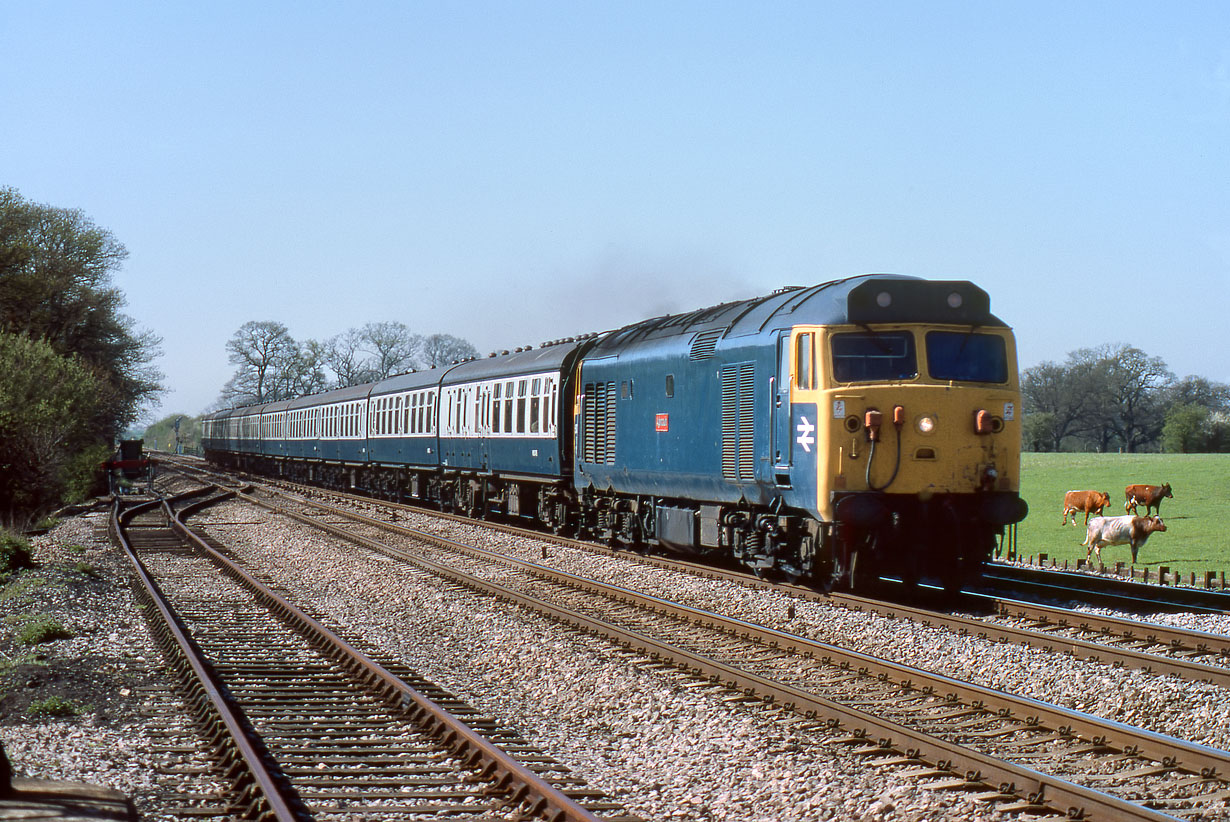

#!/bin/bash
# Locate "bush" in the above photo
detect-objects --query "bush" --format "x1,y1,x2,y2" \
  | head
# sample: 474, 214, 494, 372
15, 614, 73, 645
0, 530, 33, 574
26, 696, 81, 718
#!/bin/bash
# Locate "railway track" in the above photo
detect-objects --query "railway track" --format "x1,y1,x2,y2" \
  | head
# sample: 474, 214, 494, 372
194, 481, 1230, 821
980, 563, 1230, 615
158, 458, 1230, 693
111, 487, 634, 821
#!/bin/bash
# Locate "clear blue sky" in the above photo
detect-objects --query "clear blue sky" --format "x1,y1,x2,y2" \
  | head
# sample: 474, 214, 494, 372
3, 2, 1228, 419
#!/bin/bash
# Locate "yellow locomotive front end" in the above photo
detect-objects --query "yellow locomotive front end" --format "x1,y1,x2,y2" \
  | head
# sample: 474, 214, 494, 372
787, 311, 1027, 591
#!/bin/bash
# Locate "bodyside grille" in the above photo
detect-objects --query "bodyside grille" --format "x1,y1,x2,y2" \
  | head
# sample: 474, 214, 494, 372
720, 363, 755, 481
582, 381, 616, 465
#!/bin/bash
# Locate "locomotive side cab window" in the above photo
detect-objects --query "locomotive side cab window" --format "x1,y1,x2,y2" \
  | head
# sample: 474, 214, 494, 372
831, 331, 918, 382
925, 331, 1009, 383
795, 332, 815, 389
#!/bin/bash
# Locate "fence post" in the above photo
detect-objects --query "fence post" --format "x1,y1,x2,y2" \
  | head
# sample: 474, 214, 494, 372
1160, 566, 1170, 586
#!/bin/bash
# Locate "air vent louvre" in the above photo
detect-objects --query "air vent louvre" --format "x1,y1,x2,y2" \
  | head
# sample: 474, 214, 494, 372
689, 330, 722, 360
720, 363, 755, 481
582, 381, 616, 465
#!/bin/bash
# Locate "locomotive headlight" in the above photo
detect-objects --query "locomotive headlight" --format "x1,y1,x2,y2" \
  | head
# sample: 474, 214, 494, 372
916, 415, 936, 434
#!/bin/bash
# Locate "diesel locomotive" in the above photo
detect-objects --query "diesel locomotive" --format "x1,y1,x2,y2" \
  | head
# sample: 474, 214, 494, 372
202, 274, 1028, 591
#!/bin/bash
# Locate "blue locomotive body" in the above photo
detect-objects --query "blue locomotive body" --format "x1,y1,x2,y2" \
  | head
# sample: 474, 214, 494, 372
202, 274, 1027, 590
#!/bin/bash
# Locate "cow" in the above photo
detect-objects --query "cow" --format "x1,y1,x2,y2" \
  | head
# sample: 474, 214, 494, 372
1083, 515, 1167, 564
1124, 482, 1173, 516
1061, 490, 1111, 526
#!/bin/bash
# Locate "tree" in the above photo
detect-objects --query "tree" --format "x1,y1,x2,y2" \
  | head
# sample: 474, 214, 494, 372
1166, 376, 1230, 413
1162, 404, 1230, 453
140, 413, 202, 454
325, 328, 377, 387
0, 187, 163, 441
421, 333, 479, 367
0, 332, 110, 526
221, 320, 298, 405
1021, 343, 1174, 452
360, 321, 421, 378
1162, 404, 1210, 453
1095, 344, 1173, 452
1021, 359, 1101, 451
285, 339, 330, 397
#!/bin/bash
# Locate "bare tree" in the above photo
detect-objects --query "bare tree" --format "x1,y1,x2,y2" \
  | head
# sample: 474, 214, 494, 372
221, 320, 298, 405
361, 321, 421, 378
277, 339, 330, 398
421, 333, 479, 367
325, 328, 377, 387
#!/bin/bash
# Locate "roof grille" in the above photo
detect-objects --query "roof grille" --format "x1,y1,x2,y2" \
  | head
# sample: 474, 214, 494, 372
689, 330, 722, 360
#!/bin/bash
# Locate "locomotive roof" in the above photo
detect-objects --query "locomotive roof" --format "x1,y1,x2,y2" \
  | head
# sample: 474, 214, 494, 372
588, 274, 1006, 354
438, 339, 588, 384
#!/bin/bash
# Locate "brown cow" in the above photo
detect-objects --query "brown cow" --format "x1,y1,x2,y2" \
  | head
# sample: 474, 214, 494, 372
1061, 490, 1111, 526
1083, 515, 1167, 564
1124, 482, 1173, 516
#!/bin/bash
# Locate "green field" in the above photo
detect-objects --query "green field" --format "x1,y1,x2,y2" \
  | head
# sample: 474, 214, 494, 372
1015, 453, 1230, 579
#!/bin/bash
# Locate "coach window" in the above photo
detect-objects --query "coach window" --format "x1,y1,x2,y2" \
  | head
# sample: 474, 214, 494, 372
796, 332, 815, 390
531, 379, 541, 433
543, 379, 553, 430
492, 384, 502, 433
503, 382, 514, 433
516, 380, 527, 433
